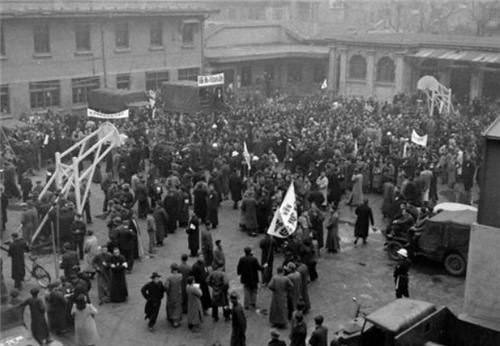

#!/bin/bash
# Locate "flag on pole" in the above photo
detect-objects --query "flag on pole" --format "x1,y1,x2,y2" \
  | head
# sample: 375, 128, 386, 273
243, 141, 251, 170
411, 130, 428, 147
353, 139, 358, 156
321, 79, 328, 90
267, 183, 298, 238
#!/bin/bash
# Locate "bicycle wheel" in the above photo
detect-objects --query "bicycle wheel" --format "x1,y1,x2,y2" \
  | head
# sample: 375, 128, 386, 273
33, 265, 51, 288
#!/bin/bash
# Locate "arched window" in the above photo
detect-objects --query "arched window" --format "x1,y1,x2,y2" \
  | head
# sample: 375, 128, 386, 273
376, 57, 395, 82
349, 55, 367, 80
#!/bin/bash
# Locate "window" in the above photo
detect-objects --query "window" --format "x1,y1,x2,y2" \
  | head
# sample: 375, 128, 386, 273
249, 7, 265, 20
0, 25, 5, 56
115, 22, 129, 49
182, 22, 197, 46
29, 80, 60, 108
297, 2, 318, 21
178, 68, 200, 81
0, 85, 9, 114
34, 23, 50, 54
272, 7, 285, 20
150, 21, 163, 47
72, 77, 100, 104
349, 55, 367, 80
287, 63, 303, 83
146, 70, 169, 91
228, 8, 237, 20
376, 57, 395, 82
75, 23, 91, 51
314, 64, 325, 83
241, 66, 252, 87
116, 74, 130, 89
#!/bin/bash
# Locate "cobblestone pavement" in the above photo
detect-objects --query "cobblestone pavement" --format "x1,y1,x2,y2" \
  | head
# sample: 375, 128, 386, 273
1, 175, 468, 346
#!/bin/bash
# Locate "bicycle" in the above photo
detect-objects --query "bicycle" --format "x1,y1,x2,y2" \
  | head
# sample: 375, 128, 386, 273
25, 255, 52, 288
1, 245, 51, 288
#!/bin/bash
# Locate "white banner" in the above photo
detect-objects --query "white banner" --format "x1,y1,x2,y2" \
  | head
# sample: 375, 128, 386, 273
267, 183, 297, 238
87, 108, 129, 119
411, 129, 428, 147
197, 73, 224, 87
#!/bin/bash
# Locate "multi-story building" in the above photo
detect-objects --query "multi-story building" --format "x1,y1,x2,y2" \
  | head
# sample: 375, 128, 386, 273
0, 1, 216, 118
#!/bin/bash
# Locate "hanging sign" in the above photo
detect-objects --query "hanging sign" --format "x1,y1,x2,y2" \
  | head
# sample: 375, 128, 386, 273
87, 108, 129, 119
197, 73, 224, 87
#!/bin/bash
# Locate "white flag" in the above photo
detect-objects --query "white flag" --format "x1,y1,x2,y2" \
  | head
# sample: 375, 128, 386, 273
411, 129, 428, 147
354, 139, 358, 156
321, 79, 328, 90
267, 183, 297, 238
243, 141, 251, 170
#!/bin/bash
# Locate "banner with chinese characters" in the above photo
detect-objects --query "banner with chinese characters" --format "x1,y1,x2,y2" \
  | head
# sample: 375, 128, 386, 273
197, 73, 224, 87
87, 108, 129, 119
267, 183, 297, 238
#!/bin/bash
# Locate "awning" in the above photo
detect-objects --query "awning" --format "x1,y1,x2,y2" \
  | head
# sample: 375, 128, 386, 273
410, 48, 500, 64
206, 44, 329, 63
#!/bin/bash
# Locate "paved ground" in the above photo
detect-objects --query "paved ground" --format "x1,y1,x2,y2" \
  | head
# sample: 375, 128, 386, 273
1, 173, 469, 346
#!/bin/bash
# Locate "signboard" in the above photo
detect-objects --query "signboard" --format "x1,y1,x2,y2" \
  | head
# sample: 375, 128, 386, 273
87, 108, 129, 119
197, 73, 224, 87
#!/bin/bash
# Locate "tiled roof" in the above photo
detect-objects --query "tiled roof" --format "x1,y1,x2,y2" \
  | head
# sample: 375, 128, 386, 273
0, 0, 217, 18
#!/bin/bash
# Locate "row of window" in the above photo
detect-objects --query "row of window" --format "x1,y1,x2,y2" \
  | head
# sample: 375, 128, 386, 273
349, 55, 396, 83
0, 21, 198, 56
239, 63, 325, 87
0, 68, 199, 113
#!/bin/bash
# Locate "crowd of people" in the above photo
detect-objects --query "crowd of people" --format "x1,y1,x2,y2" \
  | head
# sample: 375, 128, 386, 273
1, 91, 498, 346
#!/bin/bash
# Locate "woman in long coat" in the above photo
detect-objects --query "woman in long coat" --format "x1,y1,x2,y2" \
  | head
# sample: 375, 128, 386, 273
164, 264, 183, 327
153, 205, 168, 246
350, 170, 364, 207
108, 248, 128, 303
325, 205, 340, 253
20, 288, 50, 345
71, 294, 99, 346
186, 277, 203, 331
268, 267, 293, 328
191, 259, 212, 312
240, 191, 258, 235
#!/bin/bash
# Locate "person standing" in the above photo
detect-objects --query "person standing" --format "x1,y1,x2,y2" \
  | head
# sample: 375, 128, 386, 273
316, 171, 328, 207
229, 169, 243, 209
178, 254, 192, 314
236, 247, 262, 310
290, 311, 307, 346
308, 315, 328, 346
164, 263, 183, 328
8, 233, 29, 289
201, 225, 214, 267
83, 230, 98, 275
325, 204, 340, 253
71, 294, 99, 346
260, 235, 275, 285
207, 182, 219, 228
240, 191, 258, 237
285, 263, 302, 320
108, 247, 128, 303
308, 202, 324, 250
141, 272, 165, 331
20, 202, 38, 245
146, 210, 156, 254
394, 248, 411, 298
116, 220, 135, 272
230, 292, 247, 346
45, 281, 69, 335
354, 198, 374, 245
268, 266, 293, 329
134, 177, 150, 219
207, 266, 229, 322
193, 180, 208, 223
186, 213, 200, 257
212, 239, 226, 271
92, 246, 112, 305
349, 169, 364, 207
186, 276, 203, 332
191, 258, 212, 313
268, 329, 287, 346
71, 214, 87, 260
20, 288, 51, 345
60, 242, 80, 278
152, 204, 168, 247
296, 261, 310, 314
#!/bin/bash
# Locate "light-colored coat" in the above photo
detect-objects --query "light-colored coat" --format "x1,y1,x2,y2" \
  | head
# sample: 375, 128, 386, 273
186, 284, 203, 326
165, 273, 183, 322
72, 304, 99, 346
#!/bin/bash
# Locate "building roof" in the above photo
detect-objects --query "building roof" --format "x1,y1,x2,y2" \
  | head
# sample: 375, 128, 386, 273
205, 44, 329, 63
0, 0, 218, 19
410, 48, 500, 64
313, 32, 500, 52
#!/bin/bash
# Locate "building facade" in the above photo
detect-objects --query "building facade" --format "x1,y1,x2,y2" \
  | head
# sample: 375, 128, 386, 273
0, 1, 215, 118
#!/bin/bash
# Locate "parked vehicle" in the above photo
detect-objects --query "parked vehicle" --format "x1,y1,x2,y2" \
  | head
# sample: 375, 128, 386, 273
384, 209, 475, 276
331, 298, 500, 346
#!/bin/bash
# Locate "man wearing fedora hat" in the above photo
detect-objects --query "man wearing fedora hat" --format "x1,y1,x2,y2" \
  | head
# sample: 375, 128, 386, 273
229, 292, 247, 346
394, 248, 411, 298
141, 272, 165, 331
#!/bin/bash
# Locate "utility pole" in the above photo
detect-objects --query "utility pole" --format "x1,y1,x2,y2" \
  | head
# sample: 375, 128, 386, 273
100, 21, 108, 88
